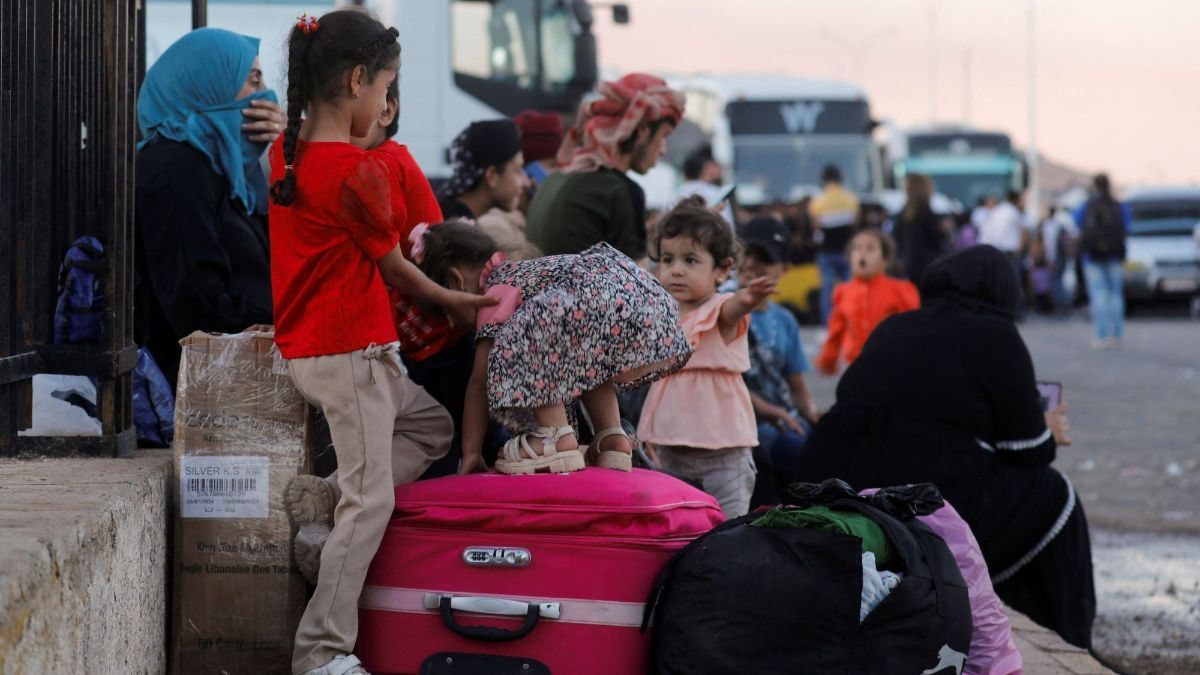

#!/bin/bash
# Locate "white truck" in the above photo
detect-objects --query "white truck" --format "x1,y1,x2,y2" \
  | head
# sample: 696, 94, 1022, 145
147, 0, 623, 183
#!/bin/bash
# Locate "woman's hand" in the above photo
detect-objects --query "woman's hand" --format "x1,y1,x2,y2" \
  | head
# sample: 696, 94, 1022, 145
242, 99, 287, 144
1045, 401, 1072, 446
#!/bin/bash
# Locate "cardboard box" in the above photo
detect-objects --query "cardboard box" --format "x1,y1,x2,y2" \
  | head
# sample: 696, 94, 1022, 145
170, 331, 312, 674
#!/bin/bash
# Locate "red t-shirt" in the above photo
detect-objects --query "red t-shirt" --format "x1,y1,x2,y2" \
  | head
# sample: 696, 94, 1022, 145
372, 141, 464, 361
268, 139, 401, 359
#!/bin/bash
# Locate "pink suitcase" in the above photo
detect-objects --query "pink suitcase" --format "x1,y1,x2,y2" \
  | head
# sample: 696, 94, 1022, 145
357, 468, 724, 675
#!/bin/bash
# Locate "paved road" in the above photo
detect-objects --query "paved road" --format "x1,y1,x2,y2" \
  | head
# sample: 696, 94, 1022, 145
802, 314, 1200, 534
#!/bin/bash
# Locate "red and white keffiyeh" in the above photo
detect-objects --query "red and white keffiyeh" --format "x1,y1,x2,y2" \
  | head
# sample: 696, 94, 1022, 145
557, 73, 685, 174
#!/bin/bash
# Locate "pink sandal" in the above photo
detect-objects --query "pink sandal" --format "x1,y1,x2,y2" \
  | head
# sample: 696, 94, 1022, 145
495, 425, 585, 475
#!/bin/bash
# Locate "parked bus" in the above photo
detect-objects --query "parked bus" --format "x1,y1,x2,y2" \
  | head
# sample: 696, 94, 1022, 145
665, 75, 885, 207
889, 125, 1027, 212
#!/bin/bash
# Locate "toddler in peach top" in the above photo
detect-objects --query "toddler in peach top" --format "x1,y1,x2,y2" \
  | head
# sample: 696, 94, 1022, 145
639, 197, 777, 518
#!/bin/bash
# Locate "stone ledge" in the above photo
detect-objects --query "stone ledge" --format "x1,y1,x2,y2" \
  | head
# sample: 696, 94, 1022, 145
1008, 609, 1113, 674
0, 450, 173, 674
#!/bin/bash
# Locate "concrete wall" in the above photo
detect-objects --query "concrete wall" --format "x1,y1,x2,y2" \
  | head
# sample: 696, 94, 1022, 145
0, 451, 172, 674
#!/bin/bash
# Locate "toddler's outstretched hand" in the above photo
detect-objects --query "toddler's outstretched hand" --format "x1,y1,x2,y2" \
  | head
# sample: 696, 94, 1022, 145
737, 275, 777, 308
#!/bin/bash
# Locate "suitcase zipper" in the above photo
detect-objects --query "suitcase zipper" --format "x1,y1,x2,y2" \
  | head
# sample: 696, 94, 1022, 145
385, 525, 699, 551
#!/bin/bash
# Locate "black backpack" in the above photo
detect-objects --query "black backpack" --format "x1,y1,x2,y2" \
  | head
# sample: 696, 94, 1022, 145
1080, 198, 1126, 260
645, 482, 972, 675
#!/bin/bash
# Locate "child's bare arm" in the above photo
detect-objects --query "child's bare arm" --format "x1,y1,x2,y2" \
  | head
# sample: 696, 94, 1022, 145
718, 276, 777, 341
750, 390, 806, 435
787, 372, 819, 422
377, 246, 496, 328
459, 339, 493, 475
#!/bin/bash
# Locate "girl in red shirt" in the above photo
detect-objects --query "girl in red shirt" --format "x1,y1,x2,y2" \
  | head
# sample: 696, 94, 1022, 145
267, 11, 493, 675
816, 229, 920, 375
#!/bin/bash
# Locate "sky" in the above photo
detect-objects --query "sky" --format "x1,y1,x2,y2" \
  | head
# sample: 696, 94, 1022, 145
592, 0, 1200, 187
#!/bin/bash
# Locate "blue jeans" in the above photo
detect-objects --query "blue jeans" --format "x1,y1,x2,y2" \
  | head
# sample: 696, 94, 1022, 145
1083, 259, 1124, 340
751, 421, 810, 508
816, 251, 851, 325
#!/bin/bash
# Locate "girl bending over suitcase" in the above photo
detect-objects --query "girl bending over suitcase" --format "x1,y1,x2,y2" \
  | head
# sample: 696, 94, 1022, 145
414, 220, 692, 475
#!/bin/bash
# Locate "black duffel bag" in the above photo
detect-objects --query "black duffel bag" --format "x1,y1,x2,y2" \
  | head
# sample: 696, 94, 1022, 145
645, 481, 972, 675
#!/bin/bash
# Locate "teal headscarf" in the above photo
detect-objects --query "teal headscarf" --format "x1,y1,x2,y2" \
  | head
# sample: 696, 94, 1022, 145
138, 28, 278, 215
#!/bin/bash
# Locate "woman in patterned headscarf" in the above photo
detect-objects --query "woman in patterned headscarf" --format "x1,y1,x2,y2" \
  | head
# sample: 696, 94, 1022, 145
438, 119, 530, 221
526, 73, 685, 263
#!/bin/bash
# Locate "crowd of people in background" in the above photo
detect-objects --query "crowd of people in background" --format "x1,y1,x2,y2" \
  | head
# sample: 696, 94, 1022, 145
133, 11, 1101, 673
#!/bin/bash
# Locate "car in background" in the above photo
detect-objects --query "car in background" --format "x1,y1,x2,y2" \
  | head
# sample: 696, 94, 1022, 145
1121, 187, 1200, 303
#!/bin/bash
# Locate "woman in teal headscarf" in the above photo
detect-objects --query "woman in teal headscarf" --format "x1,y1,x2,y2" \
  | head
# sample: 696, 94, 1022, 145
135, 27, 285, 388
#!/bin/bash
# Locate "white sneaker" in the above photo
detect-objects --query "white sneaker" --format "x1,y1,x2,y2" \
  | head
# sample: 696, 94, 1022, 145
302, 654, 371, 675
1089, 338, 1109, 351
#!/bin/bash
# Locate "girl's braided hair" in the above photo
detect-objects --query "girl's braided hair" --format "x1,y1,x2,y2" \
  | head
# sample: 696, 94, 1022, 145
270, 9, 401, 206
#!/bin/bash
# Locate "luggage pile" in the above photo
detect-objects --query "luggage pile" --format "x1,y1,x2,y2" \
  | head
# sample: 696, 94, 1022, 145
352, 473, 1019, 674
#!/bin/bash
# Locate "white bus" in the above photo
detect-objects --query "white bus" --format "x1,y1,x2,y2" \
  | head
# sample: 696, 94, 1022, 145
666, 74, 885, 207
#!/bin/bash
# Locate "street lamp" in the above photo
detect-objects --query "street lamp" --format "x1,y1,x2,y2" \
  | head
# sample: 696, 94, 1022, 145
922, 0, 941, 123
1026, 0, 1040, 220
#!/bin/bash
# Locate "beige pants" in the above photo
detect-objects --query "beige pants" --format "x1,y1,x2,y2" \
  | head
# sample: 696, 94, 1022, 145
289, 343, 452, 674
656, 446, 756, 519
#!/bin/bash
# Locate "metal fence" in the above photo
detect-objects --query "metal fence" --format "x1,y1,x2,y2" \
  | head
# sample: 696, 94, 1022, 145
0, 0, 140, 456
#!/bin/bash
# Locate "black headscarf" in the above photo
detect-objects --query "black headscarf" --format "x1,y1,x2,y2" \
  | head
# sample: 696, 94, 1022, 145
441, 119, 522, 199
918, 244, 1023, 318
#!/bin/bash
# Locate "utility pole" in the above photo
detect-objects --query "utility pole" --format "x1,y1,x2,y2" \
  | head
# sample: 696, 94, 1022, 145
1025, 0, 1040, 221
962, 47, 971, 124
925, 0, 940, 123
191, 0, 207, 29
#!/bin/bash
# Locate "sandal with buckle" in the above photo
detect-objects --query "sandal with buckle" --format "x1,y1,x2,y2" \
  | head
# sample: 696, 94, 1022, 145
495, 425, 585, 475
585, 426, 633, 472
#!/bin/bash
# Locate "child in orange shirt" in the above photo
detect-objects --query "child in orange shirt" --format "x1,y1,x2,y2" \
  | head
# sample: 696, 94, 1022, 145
816, 229, 919, 374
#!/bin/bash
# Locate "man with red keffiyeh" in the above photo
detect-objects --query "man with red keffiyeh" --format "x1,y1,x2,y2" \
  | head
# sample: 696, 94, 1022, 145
526, 73, 685, 265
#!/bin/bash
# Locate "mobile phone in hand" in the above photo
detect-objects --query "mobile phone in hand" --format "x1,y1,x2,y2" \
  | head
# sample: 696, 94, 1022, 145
1036, 381, 1063, 412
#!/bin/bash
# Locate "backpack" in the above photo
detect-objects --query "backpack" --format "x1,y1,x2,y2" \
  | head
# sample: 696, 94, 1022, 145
1079, 198, 1126, 260
645, 481, 972, 675
131, 348, 175, 446
52, 236, 175, 445
53, 236, 106, 344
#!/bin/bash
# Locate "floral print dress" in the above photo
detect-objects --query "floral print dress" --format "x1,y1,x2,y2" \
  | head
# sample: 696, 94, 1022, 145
476, 243, 691, 430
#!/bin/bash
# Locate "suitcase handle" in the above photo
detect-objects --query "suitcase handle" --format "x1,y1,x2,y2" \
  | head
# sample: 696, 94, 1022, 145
432, 595, 555, 642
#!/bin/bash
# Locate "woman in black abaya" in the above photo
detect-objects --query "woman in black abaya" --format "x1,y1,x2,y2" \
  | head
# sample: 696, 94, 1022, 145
794, 244, 1095, 648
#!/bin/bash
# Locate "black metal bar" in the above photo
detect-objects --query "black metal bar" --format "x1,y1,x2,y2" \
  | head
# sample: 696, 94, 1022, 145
36, 345, 139, 377
192, 0, 207, 29
15, 427, 137, 458
0, 353, 44, 387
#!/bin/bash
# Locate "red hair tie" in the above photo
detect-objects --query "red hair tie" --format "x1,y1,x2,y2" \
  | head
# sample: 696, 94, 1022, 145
296, 12, 319, 35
